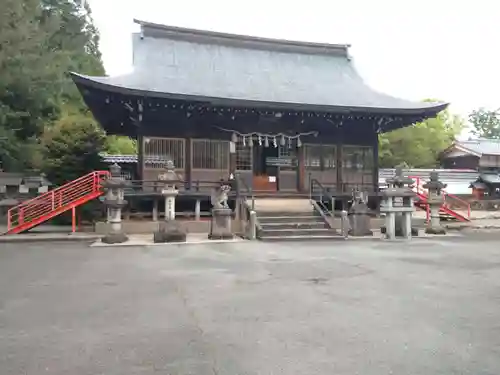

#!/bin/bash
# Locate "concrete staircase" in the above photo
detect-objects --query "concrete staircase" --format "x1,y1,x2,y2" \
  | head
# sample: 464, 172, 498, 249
253, 198, 342, 241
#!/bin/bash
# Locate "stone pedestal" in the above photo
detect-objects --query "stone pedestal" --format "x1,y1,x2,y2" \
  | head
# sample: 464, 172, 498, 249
423, 172, 447, 235
152, 160, 186, 243
153, 188, 186, 243
102, 163, 129, 244
153, 221, 186, 243
348, 194, 373, 236
209, 208, 233, 240
162, 188, 177, 221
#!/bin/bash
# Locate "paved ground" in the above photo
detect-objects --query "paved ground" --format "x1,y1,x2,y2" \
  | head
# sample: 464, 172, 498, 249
1, 236, 500, 374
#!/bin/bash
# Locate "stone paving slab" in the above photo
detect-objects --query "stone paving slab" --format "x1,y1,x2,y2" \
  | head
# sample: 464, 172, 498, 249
413, 210, 500, 220
0, 232, 101, 243
91, 233, 246, 247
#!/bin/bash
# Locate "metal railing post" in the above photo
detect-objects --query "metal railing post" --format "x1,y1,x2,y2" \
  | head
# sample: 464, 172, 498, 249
71, 206, 76, 233
249, 210, 257, 240
340, 210, 349, 238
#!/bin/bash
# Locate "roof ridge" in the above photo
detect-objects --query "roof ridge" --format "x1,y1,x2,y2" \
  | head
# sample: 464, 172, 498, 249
133, 19, 350, 57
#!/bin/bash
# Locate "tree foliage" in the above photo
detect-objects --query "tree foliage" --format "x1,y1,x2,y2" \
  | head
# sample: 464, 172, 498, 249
469, 108, 500, 139
0, 0, 106, 176
379, 105, 465, 168
105, 136, 138, 155
41, 109, 106, 186
0, 0, 61, 140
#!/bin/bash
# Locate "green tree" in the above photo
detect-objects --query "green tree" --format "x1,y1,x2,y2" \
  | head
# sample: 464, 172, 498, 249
40, 0, 105, 107
0, 0, 105, 172
41, 110, 106, 186
105, 136, 138, 155
0, 0, 61, 140
469, 108, 500, 139
379, 105, 465, 168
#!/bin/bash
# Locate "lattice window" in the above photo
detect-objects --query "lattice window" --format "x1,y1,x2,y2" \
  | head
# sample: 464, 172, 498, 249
304, 144, 336, 170
192, 139, 229, 170
342, 146, 373, 170
278, 146, 297, 171
304, 144, 321, 169
236, 141, 252, 171
341, 145, 374, 188
144, 137, 185, 169
321, 145, 337, 169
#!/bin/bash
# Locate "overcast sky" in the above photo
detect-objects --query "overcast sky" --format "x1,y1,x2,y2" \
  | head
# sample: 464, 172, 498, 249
87, 0, 499, 119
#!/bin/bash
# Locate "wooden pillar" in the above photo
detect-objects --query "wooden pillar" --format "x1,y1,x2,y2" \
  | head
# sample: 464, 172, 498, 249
185, 137, 192, 189
195, 199, 201, 221
152, 199, 158, 221
297, 146, 305, 192
336, 140, 343, 193
230, 152, 237, 176
137, 134, 144, 181
372, 130, 379, 194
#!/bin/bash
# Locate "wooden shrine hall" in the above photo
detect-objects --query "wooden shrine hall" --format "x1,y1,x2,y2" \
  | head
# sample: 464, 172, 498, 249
72, 19, 447, 197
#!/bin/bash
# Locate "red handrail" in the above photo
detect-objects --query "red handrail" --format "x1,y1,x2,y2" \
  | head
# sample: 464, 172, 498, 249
7, 171, 110, 233
409, 176, 471, 220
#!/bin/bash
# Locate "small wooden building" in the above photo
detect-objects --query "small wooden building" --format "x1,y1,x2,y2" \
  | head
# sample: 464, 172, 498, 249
441, 139, 500, 173
72, 20, 446, 197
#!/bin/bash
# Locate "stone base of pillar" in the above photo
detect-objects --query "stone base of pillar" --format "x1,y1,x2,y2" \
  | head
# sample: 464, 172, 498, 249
348, 201, 373, 236
380, 226, 419, 237
102, 232, 128, 244
425, 226, 446, 235
209, 208, 233, 240
153, 221, 186, 243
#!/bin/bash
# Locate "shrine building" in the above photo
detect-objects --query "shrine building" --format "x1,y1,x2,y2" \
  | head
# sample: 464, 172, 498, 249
72, 20, 447, 196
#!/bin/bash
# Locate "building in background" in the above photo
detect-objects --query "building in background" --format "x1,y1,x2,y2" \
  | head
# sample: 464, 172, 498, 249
441, 139, 500, 199
441, 139, 500, 172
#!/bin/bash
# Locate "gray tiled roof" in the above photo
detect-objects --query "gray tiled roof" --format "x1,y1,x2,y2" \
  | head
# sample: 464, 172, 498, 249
101, 154, 139, 164
479, 173, 500, 184
456, 139, 500, 156
72, 20, 446, 114
380, 168, 479, 195
0, 173, 23, 186
0, 173, 51, 187
379, 168, 479, 184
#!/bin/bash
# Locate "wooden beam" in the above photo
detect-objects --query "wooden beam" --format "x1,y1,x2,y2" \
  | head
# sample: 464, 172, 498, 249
297, 145, 305, 192
185, 137, 192, 189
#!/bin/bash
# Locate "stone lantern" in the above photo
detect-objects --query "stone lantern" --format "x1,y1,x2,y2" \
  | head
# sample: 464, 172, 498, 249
153, 160, 186, 243
422, 171, 447, 234
101, 163, 129, 244
380, 167, 417, 240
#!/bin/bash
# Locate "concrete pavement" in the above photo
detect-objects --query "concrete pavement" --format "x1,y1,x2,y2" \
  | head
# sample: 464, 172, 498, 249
1, 236, 500, 374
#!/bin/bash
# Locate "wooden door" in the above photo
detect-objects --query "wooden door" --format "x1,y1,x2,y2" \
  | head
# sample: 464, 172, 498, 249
253, 174, 277, 191
252, 146, 278, 191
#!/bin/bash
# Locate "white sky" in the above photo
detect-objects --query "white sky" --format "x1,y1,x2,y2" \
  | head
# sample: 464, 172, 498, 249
87, 0, 500, 119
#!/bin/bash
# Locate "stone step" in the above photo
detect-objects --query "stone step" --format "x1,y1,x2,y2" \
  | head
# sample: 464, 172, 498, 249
258, 221, 327, 230
252, 198, 312, 213
259, 228, 335, 237
258, 233, 346, 242
257, 211, 318, 218
258, 215, 323, 224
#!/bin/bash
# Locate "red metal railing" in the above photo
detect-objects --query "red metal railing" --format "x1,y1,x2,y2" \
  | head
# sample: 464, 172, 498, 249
6, 171, 110, 234
409, 176, 471, 222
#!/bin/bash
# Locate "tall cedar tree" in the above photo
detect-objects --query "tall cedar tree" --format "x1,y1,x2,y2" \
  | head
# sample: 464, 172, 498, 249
0, 0, 107, 173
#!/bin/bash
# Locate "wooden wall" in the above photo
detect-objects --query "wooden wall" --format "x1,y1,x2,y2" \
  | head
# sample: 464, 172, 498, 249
134, 102, 380, 193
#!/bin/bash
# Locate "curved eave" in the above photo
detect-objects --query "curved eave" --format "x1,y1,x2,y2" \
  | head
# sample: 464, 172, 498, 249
71, 73, 448, 117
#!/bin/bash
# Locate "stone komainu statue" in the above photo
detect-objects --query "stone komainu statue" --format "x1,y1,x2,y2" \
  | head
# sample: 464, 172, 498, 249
211, 184, 231, 209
